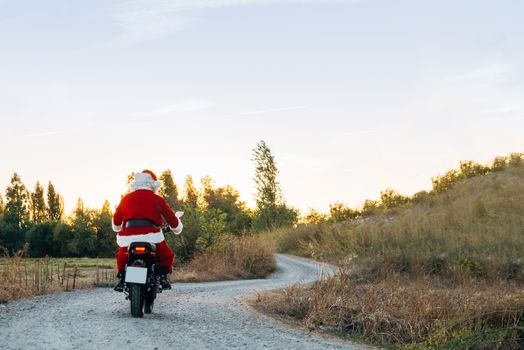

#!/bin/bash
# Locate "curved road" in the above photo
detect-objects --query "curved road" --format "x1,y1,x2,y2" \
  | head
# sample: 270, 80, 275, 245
0, 254, 371, 350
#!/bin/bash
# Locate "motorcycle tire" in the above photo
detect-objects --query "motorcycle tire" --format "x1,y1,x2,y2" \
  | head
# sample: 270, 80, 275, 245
144, 297, 154, 314
130, 284, 145, 318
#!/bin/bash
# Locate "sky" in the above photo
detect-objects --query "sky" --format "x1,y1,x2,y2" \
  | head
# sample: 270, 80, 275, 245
1, 0, 523, 214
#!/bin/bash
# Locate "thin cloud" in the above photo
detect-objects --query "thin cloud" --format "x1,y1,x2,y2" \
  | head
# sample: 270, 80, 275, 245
341, 129, 382, 137
486, 106, 520, 115
19, 121, 97, 138
21, 129, 81, 138
484, 105, 524, 119
132, 98, 212, 117
205, 105, 308, 120
448, 62, 511, 81
113, 0, 361, 45
18, 104, 305, 138
126, 104, 308, 126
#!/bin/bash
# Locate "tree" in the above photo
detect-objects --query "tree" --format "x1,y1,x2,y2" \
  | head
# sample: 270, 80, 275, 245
183, 175, 199, 208
30, 181, 48, 222
0, 194, 5, 218
361, 199, 379, 216
492, 153, 523, 171
52, 222, 74, 257
302, 209, 327, 224
251, 205, 298, 232
459, 161, 488, 179
194, 208, 228, 252
27, 221, 58, 257
201, 176, 251, 234
159, 170, 180, 209
0, 195, 4, 247
253, 140, 281, 208
379, 188, 408, 210
432, 160, 492, 194
93, 200, 116, 257
126, 172, 136, 193
251, 140, 297, 231
507, 152, 524, 166
200, 175, 214, 206
46, 181, 63, 221
3, 173, 30, 251
329, 202, 358, 222
4, 173, 30, 229
68, 198, 97, 257
492, 156, 508, 171
411, 190, 429, 204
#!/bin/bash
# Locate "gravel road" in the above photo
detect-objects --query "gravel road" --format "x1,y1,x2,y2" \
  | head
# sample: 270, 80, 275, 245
0, 254, 371, 350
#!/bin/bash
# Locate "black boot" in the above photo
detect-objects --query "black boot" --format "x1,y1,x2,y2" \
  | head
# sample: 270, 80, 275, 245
114, 270, 125, 292
160, 274, 172, 290
158, 267, 172, 290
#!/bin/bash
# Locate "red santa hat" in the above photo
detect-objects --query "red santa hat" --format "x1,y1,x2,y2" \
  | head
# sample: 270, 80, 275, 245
130, 169, 161, 192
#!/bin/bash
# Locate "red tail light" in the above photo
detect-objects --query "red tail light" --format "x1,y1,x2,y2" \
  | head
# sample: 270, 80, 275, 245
133, 246, 147, 253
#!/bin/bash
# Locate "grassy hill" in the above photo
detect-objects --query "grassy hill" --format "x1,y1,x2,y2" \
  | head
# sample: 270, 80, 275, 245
256, 156, 524, 349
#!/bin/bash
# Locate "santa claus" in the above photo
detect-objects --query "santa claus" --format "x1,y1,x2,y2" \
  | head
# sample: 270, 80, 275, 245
112, 170, 182, 292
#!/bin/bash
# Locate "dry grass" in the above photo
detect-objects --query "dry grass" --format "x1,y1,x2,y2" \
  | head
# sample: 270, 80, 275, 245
175, 235, 277, 282
254, 272, 524, 349
1, 235, 277, 300
258, 163, 524, 348
0, 245, 115, 302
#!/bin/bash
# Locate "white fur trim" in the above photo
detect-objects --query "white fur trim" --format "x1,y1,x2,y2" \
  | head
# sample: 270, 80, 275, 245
116, 231, 165, 247
130, 172, 161, 192
170, 220, 183, 235
112, 221, 122, 232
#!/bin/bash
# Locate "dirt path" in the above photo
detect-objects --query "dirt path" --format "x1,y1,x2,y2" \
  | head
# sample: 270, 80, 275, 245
0, 254, 370, 350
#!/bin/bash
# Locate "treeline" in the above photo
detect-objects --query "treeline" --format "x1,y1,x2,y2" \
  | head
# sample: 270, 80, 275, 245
0, 141, 298, 261
3, 143, 520, 261
0, 175, 117, 258
302, 152, 524, 224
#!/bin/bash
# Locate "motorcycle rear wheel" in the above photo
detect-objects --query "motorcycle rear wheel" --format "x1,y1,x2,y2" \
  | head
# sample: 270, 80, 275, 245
130, 284, 145, 318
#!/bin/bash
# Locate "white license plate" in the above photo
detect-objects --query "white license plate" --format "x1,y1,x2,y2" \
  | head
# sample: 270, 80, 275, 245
125, 266, 148, 284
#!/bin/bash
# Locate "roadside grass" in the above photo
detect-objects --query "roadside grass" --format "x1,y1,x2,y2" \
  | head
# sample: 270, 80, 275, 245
0, 245, 115, 303
174, 235, 277, 282
257, 162, 524, 349
253, 273, 524, 349
0, 235, 277, 302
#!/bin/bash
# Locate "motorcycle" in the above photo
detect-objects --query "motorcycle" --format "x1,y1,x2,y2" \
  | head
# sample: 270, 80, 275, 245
121, 212, 183, 318
124, 240, 162, 317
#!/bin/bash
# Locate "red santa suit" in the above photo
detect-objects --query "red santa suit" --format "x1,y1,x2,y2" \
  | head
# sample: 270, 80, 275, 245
112, 171, 182, 273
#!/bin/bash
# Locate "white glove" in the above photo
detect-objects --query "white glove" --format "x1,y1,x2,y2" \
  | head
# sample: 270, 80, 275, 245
171, 211, 184, 235
172, 222, 183, 235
